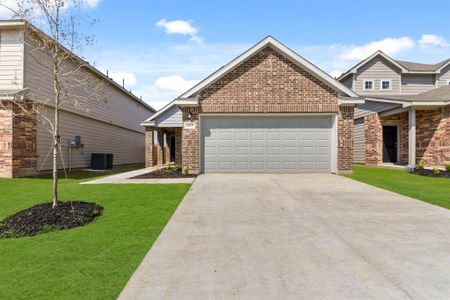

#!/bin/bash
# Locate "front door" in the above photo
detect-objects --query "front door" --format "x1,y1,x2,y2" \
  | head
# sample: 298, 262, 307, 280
170, 136, 176, 162
382, 126, 398, 163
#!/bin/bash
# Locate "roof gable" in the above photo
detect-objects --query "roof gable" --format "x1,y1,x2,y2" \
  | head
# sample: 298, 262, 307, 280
338, 51, 407, 81
179, 36, 358, 99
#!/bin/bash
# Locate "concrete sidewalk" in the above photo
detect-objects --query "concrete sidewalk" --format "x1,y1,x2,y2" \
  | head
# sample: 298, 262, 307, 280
119, 174, 450, 300
81, 166, 195, 184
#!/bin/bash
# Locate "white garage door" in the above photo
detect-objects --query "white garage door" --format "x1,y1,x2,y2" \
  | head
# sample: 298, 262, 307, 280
201, 116, 333, 173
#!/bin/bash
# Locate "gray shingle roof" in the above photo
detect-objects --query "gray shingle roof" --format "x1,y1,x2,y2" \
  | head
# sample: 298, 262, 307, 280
368, 86, 450, 102
395, 58, 450, 72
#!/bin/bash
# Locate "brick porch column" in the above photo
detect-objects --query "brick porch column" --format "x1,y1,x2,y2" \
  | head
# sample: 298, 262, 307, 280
156, 128, 164, 165
408, 108, 416, 167
145, 127, 155, 167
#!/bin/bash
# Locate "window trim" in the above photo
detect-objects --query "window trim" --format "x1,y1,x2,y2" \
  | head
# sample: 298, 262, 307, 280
447, 80, 450, 85
380, 79, 392, 91
363, 79, 374, 91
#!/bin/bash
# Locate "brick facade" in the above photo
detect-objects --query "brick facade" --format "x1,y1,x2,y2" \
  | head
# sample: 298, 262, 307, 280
363, 107, 449, 167
0, 101, 13, 177
178, 46, 353, 173
181, 107, 199, 173
364, 113, 382, 165
338, 106, 354, 171
0, 101, 37, 178
416, 107, 450, 166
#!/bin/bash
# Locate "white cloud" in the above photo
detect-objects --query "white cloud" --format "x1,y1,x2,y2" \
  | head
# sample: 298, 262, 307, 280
84, 0, 101, 8
155, 19, 203, 45
155, 75, 199, 93
419, 34, 450, 48
107, 71, 137, 87
329, 70, 343, 78
339, 37, 415, 61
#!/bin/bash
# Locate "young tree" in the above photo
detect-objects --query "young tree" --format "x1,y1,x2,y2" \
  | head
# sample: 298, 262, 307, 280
0, 0, 104, 207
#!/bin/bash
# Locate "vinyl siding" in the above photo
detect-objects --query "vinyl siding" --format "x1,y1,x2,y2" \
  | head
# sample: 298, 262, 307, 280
354, 57, 401, 95
155, 105, 182, 127
23, 35, 151, 133
341, 76, 353, 89
0, 30, 23, 90
401, 74, 435, 95
353, 118, 365, 164
438, 65, 450, 87
354, 100, 400, 119
36, 107, 145, 171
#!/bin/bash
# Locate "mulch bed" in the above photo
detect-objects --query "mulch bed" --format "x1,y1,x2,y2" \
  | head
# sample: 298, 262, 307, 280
132, 166, 197, 179
409, 168, 450, 178
0, 201, 103, 239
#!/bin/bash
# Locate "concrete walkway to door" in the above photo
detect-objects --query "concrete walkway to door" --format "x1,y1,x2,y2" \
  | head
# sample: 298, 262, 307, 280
119, 174, 450, 300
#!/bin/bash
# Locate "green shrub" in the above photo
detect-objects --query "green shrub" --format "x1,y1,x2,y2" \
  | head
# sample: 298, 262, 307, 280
445, 164, 450, 172
416, 162, 425, 170
432, 167, 440, 175
183, 166, 190, 175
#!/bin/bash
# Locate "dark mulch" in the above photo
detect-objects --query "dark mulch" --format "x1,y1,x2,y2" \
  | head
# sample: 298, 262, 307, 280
0, 201, 103, 239
132, 166, 197, 179
409, 168, 450, 178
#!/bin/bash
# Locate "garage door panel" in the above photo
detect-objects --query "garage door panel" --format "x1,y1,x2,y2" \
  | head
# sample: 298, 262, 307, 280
234, 146, 249, 155
202, 116, 332, 173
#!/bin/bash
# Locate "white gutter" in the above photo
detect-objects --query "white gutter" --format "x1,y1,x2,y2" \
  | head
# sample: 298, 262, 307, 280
338, 98, 365, 106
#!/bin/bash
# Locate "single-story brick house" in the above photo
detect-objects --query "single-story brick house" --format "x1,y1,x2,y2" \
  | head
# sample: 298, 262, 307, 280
338, 51, 450, 168
141, 36, 364, 174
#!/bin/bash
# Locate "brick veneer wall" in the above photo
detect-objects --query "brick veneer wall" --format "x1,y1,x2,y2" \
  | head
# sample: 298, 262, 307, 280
0, 101, 13, 177
364, 113, 382, 165
338, 106, 354, 171
181, 107, 199, 173
180, 45, 353, 173
416, 107, 450, 166
0, 101, 37, 178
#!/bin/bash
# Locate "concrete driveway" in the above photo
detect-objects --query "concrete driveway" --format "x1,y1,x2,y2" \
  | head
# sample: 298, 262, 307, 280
119, 174, 450, 300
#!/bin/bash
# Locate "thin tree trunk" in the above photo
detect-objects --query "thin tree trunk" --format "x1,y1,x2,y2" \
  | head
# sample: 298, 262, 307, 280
52, 104, 59, 208
52, 47, 61, 208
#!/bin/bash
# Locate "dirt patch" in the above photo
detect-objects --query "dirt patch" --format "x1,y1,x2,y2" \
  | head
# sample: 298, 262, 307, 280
410, 169, 450, 178
132, 166, 197, 179
0, 201, 103, 239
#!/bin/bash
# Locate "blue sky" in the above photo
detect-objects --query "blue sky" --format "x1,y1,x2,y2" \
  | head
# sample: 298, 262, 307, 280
2, 0, 450, 108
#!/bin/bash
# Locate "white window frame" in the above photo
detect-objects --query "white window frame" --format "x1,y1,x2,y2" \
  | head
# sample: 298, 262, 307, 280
447, 80, 450, 85
363, 79, 374, 91
380, 79, 392, 91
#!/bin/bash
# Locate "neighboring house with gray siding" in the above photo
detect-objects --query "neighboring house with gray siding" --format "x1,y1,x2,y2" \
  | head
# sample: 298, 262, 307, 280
0, 20, 156, 178
338, 51, 450, 168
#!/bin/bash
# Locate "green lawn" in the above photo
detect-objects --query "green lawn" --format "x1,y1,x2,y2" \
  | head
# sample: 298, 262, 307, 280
344, 165, 450, 210
0, 165, 191, 300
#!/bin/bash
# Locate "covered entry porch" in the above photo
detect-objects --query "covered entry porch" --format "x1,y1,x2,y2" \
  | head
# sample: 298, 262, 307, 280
144, 127, 182, 166
362, 105, 449, 168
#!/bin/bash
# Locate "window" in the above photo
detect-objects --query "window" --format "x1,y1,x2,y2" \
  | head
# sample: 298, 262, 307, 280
381, 80, 391, 90
363, 80, 374, 90
448, 80, 450, 85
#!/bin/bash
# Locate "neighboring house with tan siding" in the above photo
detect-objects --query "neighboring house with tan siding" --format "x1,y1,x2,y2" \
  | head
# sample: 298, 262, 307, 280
0, 20, 156, 178
338, 51, 450, 168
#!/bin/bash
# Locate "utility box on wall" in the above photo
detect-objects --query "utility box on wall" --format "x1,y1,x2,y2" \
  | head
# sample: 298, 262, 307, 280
91, 153, 113, 170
